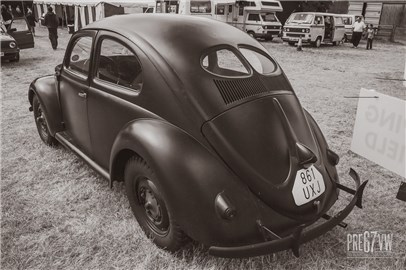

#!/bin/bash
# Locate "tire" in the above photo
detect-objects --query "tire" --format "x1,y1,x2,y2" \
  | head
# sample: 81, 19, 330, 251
288, 41, 296, 46
313, 37, 321, 48
343, 34, 348, 43
247, 31, 255, 38
33, 95, 57, 146
265, 36, 273, 41
332, 41, 338, 46
124, 156, 187, 251
10, 52, 19, 62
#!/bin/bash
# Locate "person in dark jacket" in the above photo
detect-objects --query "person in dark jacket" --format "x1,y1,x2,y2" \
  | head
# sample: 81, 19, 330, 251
44, 6, 59, 50
26, 10, 37, 36
1, 4, 13, 30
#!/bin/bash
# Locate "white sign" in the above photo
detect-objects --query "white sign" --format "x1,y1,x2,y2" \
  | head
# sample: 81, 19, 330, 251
292, 165, 325, 206
351, 89, 406, 178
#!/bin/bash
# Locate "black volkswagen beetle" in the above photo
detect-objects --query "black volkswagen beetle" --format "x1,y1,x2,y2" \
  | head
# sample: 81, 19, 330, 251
28, 14, 367, 258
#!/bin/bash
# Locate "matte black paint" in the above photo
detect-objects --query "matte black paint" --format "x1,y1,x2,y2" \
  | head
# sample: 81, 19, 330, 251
29, 14, 364, 256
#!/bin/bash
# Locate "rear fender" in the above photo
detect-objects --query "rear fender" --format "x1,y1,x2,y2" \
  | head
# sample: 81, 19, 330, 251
28, 75, 63, 135
110, 119, 267, 246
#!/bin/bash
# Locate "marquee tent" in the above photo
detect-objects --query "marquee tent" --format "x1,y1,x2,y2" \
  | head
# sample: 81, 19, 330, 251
33, 0, 155, 31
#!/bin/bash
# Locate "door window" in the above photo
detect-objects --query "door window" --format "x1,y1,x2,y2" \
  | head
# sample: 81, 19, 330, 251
95, 38, 143, 91
10, 18, 29, 31
314, 16, 323, 25
66, 36, 93, 76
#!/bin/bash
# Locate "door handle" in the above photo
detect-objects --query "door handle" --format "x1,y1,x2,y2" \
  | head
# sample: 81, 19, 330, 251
78, 92, 87, 98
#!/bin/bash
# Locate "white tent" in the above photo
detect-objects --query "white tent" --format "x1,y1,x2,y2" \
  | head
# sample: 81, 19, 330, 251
33, 0, 155, 31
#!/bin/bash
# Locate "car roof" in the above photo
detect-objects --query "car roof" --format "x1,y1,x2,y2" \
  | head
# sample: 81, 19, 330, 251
290, 12, 341, 17
84, 14, 262, 71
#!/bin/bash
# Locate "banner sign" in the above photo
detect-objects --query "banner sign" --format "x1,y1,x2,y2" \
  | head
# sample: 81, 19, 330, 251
351, 89, 405, 178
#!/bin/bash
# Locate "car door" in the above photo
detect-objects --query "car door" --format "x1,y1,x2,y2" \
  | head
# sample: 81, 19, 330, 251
59, 30, 96, 156
333, 16, 346, 42
87, 31, 158, 169
8, 18, 34, 49
313, 15, 324, 42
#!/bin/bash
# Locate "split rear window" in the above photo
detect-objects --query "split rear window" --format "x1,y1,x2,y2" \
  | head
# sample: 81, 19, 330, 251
201, 47, 277, 77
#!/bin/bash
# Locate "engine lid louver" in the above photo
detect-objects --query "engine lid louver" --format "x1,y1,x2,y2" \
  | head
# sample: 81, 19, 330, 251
214, 77, 269, 104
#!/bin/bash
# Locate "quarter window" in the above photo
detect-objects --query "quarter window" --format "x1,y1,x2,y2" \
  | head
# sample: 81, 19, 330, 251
67, 36, 93, 75
96, 38, 142, 90
202, 49, 249, 77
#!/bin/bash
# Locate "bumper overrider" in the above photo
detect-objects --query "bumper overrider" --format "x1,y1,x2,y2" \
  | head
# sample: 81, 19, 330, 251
209, 168, 368, 258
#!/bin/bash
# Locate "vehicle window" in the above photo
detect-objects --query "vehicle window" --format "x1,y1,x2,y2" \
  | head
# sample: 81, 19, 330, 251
287, 13, 314, 24
315, 16, 323, 25
67, 36, 93, 75
342, 17, 352, 25
261, 13, 277, 22
96, 38, 142, 91
216, 5, 225, 15
239, 6, 244, 16
202, 49, 249, 77
248, 14, 260, 21
240, 48, 276, 75
334, 16, 343, 25
190, 0, 211, 14
10, 19, 28, 31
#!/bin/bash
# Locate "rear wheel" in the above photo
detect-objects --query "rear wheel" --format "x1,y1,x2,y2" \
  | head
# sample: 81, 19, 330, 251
33, 95, 57, 146
247, 31, 255, 38
124, 156, 187, 251
288, 41, 296, 46
264, 36, 273, 41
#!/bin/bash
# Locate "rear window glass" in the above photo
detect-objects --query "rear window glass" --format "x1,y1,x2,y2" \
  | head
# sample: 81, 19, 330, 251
202, 49, 249, 77
239, 48, 276, 75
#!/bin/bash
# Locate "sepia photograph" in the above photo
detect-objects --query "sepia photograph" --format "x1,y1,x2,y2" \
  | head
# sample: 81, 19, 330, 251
1, 0, 405, 269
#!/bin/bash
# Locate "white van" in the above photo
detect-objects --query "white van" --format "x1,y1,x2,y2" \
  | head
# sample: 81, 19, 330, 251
282, 12, 346, 47
213, 0, 283, 41
341, 14, 363, 42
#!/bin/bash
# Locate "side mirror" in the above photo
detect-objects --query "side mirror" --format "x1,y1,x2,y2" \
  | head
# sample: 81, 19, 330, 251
55, 64, 62, 81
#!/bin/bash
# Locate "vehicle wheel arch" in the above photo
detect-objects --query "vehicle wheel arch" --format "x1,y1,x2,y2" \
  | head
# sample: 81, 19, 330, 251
28, 76, 64, 136
109, 119, 264, 246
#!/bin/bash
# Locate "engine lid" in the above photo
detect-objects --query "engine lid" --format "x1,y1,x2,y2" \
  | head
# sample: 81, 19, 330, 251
202, 94, 337, 221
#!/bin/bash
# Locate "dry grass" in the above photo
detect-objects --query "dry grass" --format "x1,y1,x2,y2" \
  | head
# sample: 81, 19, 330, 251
1, 26, 405, 269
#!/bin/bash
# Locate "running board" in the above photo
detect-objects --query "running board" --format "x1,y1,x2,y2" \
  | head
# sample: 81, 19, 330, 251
55, 132, 110, 181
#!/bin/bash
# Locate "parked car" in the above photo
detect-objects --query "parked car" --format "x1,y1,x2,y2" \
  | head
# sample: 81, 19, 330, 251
282, 12, 346, 47
28, 14, 367, 258
0, 18, 34, 62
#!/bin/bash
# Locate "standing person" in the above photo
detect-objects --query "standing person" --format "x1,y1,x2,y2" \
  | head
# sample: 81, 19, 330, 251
44, 7, 59, 50
352, 16, 366, 48
1, 4, 13, 30
366, 24, 375, 50
26, 10, 37, 36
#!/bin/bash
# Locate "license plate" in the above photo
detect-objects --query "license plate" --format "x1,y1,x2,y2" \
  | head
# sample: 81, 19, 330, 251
0, 52, 4, 56
292, 165, 325, 206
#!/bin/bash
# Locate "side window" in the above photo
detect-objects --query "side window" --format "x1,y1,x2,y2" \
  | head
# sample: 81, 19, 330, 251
248, 14, 260, 21
66, 36, 93, 75
96, 38, 143, 91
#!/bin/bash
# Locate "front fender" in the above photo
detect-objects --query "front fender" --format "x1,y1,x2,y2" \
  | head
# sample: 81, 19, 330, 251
109, 119, 280, 247
28, 75, 63, 135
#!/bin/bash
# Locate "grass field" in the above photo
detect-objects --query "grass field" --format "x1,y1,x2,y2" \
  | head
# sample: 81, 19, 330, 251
1, 25, 405, 270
